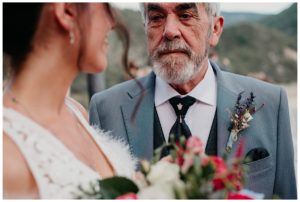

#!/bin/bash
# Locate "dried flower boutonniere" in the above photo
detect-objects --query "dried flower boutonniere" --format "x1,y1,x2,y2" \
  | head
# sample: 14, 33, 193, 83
226, 92, 264, 153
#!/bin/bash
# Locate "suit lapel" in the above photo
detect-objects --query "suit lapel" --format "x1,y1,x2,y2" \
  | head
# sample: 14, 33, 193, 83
121, 73, 156, 161
211, 62, 244, 157
121, 63, 245, 159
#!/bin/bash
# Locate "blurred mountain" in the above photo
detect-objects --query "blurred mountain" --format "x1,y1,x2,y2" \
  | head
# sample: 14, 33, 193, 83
221, 12, 267, 27
214, 3, 297, 83
215, 22, 296, 83
260, 3, 297, 37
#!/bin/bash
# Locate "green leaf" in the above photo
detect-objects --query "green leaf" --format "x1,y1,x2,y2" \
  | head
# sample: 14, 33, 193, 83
202, 162, 215, 180
98, 176, 139, 199
193, 155, 202, 177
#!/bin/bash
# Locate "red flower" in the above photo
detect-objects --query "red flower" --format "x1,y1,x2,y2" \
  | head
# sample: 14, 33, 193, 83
186, 136, 204, 155
235, 138, 245, 159
202, 156, 228, 190
227, 192, 253, 199
175, 143, 185, 166
213, 157, 227, 174
202, 156, 227, 174
116, 193, 138, 199
227, 172, 243, 191
213, 178, 225, 190
175, 155, 185, 166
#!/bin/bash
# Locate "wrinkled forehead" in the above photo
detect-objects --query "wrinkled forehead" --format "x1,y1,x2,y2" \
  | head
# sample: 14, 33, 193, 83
144, 2, 202, 14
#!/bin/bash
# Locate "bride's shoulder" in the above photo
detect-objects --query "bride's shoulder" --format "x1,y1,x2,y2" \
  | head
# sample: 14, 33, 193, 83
3, 134, 38, 198
65, 97, 88, 120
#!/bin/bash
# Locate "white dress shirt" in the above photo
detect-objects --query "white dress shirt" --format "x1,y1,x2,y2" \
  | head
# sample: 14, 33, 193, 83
154, 61, 217, 148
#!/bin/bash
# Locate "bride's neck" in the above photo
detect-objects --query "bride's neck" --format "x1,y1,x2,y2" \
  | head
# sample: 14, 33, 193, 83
5, 50, 78, 115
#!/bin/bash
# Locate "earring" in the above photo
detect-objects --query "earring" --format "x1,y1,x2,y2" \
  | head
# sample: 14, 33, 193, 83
69, 31, 75, 45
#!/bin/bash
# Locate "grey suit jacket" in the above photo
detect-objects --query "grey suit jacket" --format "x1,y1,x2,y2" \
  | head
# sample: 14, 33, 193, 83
89, 62, 297, 199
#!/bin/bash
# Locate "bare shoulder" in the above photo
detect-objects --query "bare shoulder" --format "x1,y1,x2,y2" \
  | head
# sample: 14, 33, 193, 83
3, 134, 39, 199
66, 97, 88, 120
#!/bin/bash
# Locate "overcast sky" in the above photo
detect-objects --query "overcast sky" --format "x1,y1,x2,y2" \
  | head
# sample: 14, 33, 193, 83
114, 2, 293, 15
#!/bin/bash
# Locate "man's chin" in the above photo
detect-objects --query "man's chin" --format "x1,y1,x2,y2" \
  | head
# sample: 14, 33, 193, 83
153, 67, 193, 85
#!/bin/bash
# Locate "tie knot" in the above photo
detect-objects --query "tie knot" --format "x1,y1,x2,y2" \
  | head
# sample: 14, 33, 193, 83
169, 96, 196, 116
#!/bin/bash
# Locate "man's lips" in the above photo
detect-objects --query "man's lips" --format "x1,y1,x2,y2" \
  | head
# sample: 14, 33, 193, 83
159, 50, 189, 56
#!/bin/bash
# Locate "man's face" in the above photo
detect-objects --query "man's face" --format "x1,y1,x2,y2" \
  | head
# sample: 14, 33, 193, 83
145, 3, 213, 84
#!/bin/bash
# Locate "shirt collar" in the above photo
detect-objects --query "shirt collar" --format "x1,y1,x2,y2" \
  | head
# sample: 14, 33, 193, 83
155, 61, 217, 106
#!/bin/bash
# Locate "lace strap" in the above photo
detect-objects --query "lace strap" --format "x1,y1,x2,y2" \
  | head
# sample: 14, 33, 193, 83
64, 98, 98, 140
65, 99, 90, 127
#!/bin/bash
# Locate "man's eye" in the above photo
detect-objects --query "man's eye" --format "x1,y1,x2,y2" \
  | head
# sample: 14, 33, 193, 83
149, 15, 164, 22
179, 13, 192, 20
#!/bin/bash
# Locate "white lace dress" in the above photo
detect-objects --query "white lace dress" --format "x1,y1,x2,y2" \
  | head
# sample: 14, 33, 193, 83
3, 99, 137, 199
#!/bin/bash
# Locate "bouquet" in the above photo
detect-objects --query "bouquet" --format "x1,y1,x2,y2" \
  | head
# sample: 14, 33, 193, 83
76, 135, 264, 199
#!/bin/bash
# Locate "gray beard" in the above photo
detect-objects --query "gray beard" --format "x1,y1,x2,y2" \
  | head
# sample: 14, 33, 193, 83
152, 47, 209, 85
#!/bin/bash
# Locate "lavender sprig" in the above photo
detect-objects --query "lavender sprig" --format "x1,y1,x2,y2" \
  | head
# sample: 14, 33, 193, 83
226, 92, 264, 153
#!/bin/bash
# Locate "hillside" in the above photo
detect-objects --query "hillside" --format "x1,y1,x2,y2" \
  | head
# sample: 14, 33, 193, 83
214, 22, 296, 83
221, 12, 266, 27
260, 3, 297, 37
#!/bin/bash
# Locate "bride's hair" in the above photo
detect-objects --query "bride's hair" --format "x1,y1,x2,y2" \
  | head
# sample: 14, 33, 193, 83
3, 3, 43, 72
3, 3, 130, 76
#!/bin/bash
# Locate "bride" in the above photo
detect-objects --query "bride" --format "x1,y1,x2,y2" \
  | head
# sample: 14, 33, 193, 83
3, 3, 136, 199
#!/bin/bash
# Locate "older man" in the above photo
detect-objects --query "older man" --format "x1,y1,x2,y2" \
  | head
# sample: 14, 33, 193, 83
89, 3, 296, 199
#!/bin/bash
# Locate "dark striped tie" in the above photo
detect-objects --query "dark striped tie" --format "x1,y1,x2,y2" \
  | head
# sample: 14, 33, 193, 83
169, 96, 196, 142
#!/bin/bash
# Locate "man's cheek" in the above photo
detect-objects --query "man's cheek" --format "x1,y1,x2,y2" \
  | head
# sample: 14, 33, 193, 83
147, 39, 158, 55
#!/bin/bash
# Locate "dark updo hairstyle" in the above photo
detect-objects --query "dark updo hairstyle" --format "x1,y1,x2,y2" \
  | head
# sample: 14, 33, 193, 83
3, 3, 131, 75
3, 3, 44, 72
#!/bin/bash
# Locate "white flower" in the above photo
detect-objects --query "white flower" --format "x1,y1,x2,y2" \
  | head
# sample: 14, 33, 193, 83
133, 171, 148, 189
244, 111, 253, 122
140, 160, 151, 173
147, 161, 180, 184
241, 122, 250, 130
138, 180, 184, 199
138, 182, 175, 199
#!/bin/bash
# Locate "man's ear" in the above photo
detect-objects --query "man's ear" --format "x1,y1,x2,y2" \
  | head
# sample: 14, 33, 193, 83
53, 3, 78, 31
209, 16, 224, 47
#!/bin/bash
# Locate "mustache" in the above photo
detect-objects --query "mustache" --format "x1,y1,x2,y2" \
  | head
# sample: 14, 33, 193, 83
154, 40, 192, 58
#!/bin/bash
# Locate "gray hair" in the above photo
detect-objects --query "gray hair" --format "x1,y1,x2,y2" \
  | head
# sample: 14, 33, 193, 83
139, 3, 221, 22
204, 3, 221, 17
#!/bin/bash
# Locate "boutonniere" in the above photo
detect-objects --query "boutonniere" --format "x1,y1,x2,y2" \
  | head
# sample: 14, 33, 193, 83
226, 91, 264, 153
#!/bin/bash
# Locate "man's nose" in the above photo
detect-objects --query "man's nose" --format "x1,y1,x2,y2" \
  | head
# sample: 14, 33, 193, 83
163, 15, 181, 40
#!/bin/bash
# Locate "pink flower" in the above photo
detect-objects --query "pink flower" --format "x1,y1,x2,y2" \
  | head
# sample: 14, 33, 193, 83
227, 192, 253, 199
181, 155, 194, 173
186, 136, 204, 155
116, 193, 138, 199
